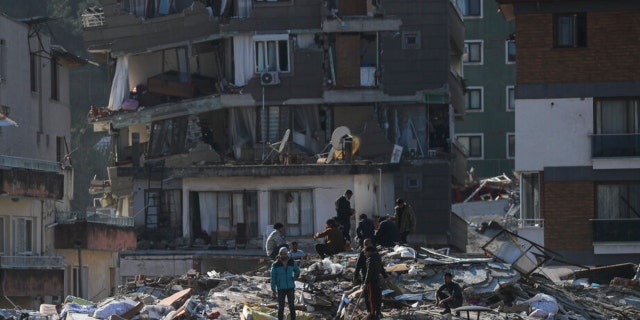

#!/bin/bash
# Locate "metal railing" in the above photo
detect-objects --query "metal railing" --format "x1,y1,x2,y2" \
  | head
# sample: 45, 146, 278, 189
0, 255, 66, 269
56, 210, 134, 227
591, 218, 640, 242
0, 155, 61, 173
519, 218, 544, 228
591, 133, 640, 158
82, 9, 105, 28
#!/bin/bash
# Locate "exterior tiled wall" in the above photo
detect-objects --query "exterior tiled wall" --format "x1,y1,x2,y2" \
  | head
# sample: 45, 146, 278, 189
542, 179, 595, 251
516, 11, 640, 84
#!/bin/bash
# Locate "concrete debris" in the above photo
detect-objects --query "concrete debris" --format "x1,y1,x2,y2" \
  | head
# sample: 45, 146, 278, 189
1, 247, 638, 320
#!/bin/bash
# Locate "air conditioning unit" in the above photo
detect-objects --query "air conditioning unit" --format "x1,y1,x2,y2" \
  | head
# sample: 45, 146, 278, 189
260, 72, 280, 86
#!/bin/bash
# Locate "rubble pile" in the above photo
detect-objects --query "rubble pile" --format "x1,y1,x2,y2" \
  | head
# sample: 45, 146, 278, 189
5, 246, 639, 320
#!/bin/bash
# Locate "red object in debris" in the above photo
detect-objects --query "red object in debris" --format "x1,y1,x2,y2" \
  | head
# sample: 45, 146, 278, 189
208, 311, 220, 318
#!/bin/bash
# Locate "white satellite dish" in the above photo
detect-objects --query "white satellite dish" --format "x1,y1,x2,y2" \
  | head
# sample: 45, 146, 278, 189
277, 129, 291, 153
330, 126, 351, 150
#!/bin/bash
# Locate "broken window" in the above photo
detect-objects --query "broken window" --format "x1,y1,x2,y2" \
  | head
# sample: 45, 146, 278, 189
195, 191, 259, 242
13, 218, 33, 254
148, 116, 200, 158
254, 36, 289, 73
270, 190, 313, 237
520, 173, 541, 227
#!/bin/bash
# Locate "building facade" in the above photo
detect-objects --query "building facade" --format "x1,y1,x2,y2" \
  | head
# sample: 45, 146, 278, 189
83, 0, 470, 281
455, 0, 515, 179
498, 0, 640, 265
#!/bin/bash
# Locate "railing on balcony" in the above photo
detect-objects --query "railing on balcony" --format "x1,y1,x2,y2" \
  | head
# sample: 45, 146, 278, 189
0, 155, 61, 173
519, 218, 544, 228
1, 255, 66, 269
591, 133, 640, 158
82, 7, 105, 28
56, 210, 134, 227
591, 218, 640, 242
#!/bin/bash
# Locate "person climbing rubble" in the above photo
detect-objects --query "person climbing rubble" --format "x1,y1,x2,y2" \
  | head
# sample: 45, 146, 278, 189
353, 238, 374, 285
435, 272, 464, 315
266, 222, 288, 260
361, 246, 391, 319
271, 247, 300, 320
314, 218, 345, 259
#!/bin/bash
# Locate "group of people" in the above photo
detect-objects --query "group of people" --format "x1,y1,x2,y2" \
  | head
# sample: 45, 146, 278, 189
266, 189, 461, 320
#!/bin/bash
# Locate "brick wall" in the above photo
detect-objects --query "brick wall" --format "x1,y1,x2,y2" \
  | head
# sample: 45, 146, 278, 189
542, 180, 595, 251
516, 11, 640, 84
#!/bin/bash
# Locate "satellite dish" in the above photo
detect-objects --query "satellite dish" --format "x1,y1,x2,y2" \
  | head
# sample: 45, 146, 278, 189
330, 126, 351, 150
278, 129, 291, 153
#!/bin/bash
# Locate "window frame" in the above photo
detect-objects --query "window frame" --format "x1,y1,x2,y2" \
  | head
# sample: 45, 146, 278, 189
465, 86, 484, 112
506, 85, 515, 112
506, 132, 515, 159
269, 189, 314, 237
402, 31, 421, 50
30, 53, 39, 93
254, 34, 291, 73
553, 13, 587, 48
0, 217, 4, 255
505, 39, 516, 64
12, 217, 34, 255
463, 40, 483, 65
456, 133, 484, 159
456, 0, 482, 18
51, 58, 59, 101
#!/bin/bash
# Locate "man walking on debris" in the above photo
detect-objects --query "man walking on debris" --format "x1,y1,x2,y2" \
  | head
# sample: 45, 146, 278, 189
335, 189, 355, 243
392, 198, 416, 244
266, 223, 288, 260
362, 246, 390, 319
436, 272, 464, 315
356, 214, 375, 249
271, 247, 300, 320
353, 238, 374, 285
375, 216, 401, 247
314, 218, 345, 259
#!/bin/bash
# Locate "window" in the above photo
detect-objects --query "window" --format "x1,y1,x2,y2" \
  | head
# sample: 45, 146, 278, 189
463, 40, 483, 64
465, 87, 483, 111
506, 86, 515, 111
506, 39, 516, 63
402, 31, 421, 50
196, 191, 259, 240
507, 133, 515, 159
270, 190, 313, 237
595, 99, 639, 134
521, 173, 540, 227
30, 53, 39, 92
56, 136, 65, 163
554, 13, 587, 48
13, 218, 33, 254
51, 59, 59, 101
0, 217, 4, 254
456, 134, 483, 159
596, 184, 640, 219
254, 37, 290, 73
456, 0, 482, 17
148, 116, 200, 158
0, 39, 5, 81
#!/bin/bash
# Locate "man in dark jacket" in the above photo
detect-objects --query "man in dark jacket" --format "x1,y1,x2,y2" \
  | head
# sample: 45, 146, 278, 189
271, 247, 300, 320
436, 272, 464, 315
353, 238, 374, 284
356, 214, 375, 249
361, 246, 390, 319
335, 190, 354, 242
393, 198, 416, 244
314, 218, 345, 258
375, 216, 401, 248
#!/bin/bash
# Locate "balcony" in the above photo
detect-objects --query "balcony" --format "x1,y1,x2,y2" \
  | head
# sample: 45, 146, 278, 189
0, 155, 61, 173
0, 255, 66, 269
56, 210, 134, 227
591, 133, 640, 158
55, 210, 136, 252
591, 219, 640, 242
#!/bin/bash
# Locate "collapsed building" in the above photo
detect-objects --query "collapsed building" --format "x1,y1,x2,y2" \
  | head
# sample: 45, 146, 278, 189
80, 0, 472, 298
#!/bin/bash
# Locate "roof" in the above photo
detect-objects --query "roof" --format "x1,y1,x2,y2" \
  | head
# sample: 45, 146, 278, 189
51, 45, 92, 66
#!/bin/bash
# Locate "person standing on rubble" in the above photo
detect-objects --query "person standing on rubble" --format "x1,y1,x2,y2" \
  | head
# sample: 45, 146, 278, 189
266, 223, 288, 260
392, 198, 416, 244
353, 238, 374, 284
271, 247, 300, 320
356, 214, 375, 249
375, 216, 401, 247
362, 246, 390, 319
335, 189, 355, 244
313, 218, 345, 259
436, 272, 464, 315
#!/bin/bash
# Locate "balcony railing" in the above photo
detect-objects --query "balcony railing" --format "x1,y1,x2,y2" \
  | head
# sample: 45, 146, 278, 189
0, 155, 61, 173
519, 218, 544, 228
591, 133, 640, 158
81, 7, 104, 28
591, 219, 640, 242
0, 255, 66, 269
56, 210, 134, 228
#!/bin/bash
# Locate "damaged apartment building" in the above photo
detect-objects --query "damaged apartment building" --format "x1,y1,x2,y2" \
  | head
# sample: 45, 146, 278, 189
83, 0, 469, 279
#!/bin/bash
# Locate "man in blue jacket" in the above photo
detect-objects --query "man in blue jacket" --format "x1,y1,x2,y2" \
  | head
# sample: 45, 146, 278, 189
271, 247, 300, 320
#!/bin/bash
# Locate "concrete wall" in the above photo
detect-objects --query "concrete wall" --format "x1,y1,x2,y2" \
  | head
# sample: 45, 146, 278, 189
59, 249, 117, 301
515, 98, 593, 171
119, 254, 195, 282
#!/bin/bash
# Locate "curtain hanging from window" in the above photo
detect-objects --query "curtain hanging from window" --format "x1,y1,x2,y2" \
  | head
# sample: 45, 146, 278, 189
237, 0, 252, 18
198, 192, 217, 235
108, 56, 129, 111
233, 35, 254, 86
